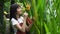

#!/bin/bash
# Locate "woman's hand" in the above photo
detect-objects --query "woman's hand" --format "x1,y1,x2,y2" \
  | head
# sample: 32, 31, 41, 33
23, 12, 28, 19
25, 25, 30, 31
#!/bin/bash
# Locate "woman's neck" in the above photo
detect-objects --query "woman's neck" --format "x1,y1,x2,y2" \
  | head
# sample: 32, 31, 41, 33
16, 14, 20, 19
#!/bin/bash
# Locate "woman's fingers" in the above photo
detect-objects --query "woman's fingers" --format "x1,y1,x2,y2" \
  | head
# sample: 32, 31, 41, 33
24, 12, 28, 18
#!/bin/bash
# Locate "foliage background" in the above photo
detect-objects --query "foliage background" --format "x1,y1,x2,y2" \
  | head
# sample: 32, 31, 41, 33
0, 0, 60, 34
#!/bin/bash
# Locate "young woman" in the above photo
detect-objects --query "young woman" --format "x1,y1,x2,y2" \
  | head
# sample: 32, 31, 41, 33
10, 3, 33, 34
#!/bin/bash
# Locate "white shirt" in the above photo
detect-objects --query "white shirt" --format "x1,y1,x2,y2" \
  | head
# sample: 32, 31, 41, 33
11, 16, 24, 34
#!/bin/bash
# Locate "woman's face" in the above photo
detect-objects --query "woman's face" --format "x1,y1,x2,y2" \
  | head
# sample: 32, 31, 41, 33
16, 7, 23, 15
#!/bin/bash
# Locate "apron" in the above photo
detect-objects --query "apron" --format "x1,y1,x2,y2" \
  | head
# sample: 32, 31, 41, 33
16, 23, 26, 34
26, 17, 32, 25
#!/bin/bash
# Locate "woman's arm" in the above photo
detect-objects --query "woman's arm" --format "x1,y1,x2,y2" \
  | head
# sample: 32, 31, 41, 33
25, 22, 33, 31
15, 18, 26, 32
26, 17, 35, 31
14, 12, 28, 32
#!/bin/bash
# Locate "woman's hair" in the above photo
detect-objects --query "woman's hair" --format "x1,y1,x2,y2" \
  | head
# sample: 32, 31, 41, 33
10, 3, 21, 20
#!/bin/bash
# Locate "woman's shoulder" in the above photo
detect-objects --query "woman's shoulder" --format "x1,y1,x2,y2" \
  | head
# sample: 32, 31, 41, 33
11, 18, 17, 22
11, 18, 19, 25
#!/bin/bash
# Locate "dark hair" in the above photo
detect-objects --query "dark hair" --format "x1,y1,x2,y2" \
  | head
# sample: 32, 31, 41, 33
10, 3, 21, 33
10, 3, 20, 20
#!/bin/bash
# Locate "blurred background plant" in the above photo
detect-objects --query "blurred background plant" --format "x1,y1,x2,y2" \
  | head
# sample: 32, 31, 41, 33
1, 0, 60, 34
